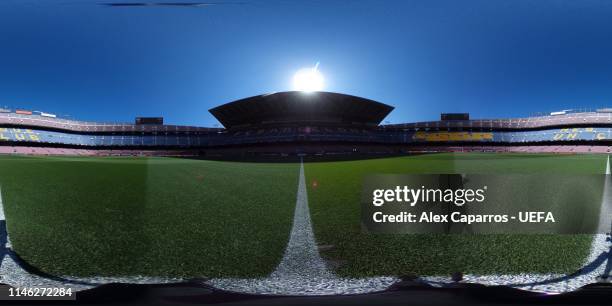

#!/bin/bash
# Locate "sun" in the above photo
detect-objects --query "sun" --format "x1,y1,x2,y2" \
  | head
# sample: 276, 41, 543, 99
292, 64, 324, 92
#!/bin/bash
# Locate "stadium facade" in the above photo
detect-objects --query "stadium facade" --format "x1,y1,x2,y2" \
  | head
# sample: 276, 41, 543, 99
2, 91, 612, 156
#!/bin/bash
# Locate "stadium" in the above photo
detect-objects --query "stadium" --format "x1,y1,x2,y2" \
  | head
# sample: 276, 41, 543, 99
3, 0, 612, 303
2, 91, 612, 156
0, 90, 610, 298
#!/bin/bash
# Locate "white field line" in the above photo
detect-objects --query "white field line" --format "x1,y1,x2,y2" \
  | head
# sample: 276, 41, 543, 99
0, 162, 395, 296
207, 160, 398, 295
0, 186, 91, 290
0, 186, 181, 290
422, 155, 612, 292
1, 156, 609, 295
269, 159, 334, 280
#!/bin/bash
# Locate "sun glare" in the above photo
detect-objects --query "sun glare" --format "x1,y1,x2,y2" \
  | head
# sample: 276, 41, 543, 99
292, 64, 324, 92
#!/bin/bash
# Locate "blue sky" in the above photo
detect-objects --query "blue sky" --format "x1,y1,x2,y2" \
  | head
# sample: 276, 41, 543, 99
1, 0, 612, 126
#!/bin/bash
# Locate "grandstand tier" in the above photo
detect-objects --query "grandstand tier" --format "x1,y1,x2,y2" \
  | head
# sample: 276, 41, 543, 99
2, 91, 612, 155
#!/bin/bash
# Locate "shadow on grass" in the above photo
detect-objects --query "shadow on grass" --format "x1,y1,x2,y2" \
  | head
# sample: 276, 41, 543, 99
0, 220, 95, 286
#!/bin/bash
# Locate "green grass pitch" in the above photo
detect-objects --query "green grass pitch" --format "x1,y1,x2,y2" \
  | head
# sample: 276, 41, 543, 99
0, 156, 299, 278
305, 153, 607, 276
0, 153, 607, 279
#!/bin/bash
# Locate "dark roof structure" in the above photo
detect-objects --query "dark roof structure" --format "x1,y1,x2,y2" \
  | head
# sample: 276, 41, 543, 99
209, 91, 394, 129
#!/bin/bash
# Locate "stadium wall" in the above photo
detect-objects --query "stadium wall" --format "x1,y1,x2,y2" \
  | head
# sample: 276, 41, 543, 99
4, 112, 612, 156
2, 126, 612, 147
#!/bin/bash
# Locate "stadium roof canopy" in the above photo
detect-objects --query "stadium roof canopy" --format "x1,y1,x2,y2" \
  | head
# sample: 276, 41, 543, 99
209, 91, 394, 130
